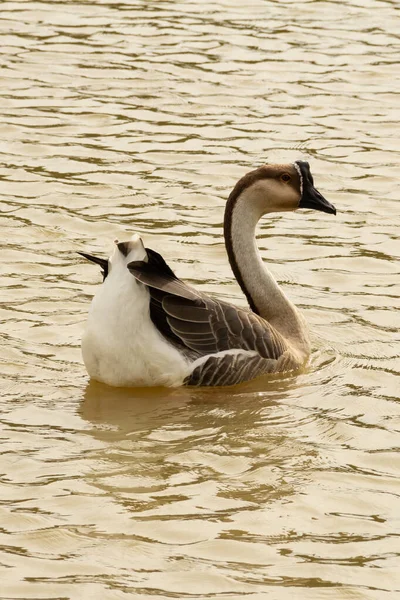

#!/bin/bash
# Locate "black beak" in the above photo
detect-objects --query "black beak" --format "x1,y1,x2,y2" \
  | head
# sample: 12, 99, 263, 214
77, 252, 109, 280
296, 160, 336, 215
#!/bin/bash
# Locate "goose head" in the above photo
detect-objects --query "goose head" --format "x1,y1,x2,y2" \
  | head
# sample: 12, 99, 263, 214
227, 160, 336, 217
78, 233, 147, 282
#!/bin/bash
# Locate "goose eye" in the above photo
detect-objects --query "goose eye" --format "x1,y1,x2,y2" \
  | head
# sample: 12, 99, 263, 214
281, 173, 291, 182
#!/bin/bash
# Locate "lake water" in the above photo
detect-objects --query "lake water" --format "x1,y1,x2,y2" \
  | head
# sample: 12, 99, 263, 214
1, 0, 399, 598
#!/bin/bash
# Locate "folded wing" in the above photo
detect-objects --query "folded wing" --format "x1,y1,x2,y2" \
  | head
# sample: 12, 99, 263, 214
128, 248, 290, 386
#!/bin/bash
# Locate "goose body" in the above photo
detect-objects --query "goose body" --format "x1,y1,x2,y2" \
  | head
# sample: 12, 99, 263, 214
80, 160, 336, 387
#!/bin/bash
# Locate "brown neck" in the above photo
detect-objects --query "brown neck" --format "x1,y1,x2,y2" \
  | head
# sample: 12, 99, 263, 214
223, 185, 310, 356
224, 193, 259, 314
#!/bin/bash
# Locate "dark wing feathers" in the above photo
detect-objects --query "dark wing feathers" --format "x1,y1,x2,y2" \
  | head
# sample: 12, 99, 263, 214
186, 353, 279, 387
163, 296, 210, 323
127, 247, 289, 385
167, 320, 212, 337
128, 249, 199, 302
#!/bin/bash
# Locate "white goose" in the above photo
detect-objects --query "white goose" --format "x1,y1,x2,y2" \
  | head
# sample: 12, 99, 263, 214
79, 160, 336, 388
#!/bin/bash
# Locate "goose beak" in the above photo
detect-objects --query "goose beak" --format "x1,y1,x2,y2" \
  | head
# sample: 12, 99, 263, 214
300, 185, 336, 215
295, 160, 336, 215
77, 252, 108, 271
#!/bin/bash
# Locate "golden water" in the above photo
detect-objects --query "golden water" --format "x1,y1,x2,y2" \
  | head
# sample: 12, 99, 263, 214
1, 1, 399, 598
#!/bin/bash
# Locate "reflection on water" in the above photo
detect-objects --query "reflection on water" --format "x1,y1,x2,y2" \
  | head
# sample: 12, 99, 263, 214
1, 0, 400, 597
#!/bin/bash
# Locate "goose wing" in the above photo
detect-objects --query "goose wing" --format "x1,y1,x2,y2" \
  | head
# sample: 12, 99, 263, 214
128, 248, 290, 385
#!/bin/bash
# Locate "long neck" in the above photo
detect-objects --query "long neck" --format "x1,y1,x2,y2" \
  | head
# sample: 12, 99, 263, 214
224, 187, 310, 354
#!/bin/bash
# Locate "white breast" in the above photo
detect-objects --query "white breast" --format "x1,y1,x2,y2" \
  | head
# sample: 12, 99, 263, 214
82, 242, 190, 387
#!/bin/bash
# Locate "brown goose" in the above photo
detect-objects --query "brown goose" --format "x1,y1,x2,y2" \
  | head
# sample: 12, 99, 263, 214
79, 160, 336, 388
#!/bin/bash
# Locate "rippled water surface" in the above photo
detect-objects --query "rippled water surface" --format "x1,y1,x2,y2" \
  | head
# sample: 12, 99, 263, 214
1, 0, 400, 598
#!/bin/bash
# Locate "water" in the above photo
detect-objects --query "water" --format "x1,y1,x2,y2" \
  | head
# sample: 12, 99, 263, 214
1, 0, 399, 598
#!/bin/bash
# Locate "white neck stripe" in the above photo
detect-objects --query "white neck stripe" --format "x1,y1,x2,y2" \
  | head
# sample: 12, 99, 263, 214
293, 162, 303, 196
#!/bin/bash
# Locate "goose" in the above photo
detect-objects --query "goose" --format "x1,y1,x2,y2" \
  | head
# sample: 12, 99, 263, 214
79, 160, 336, 388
